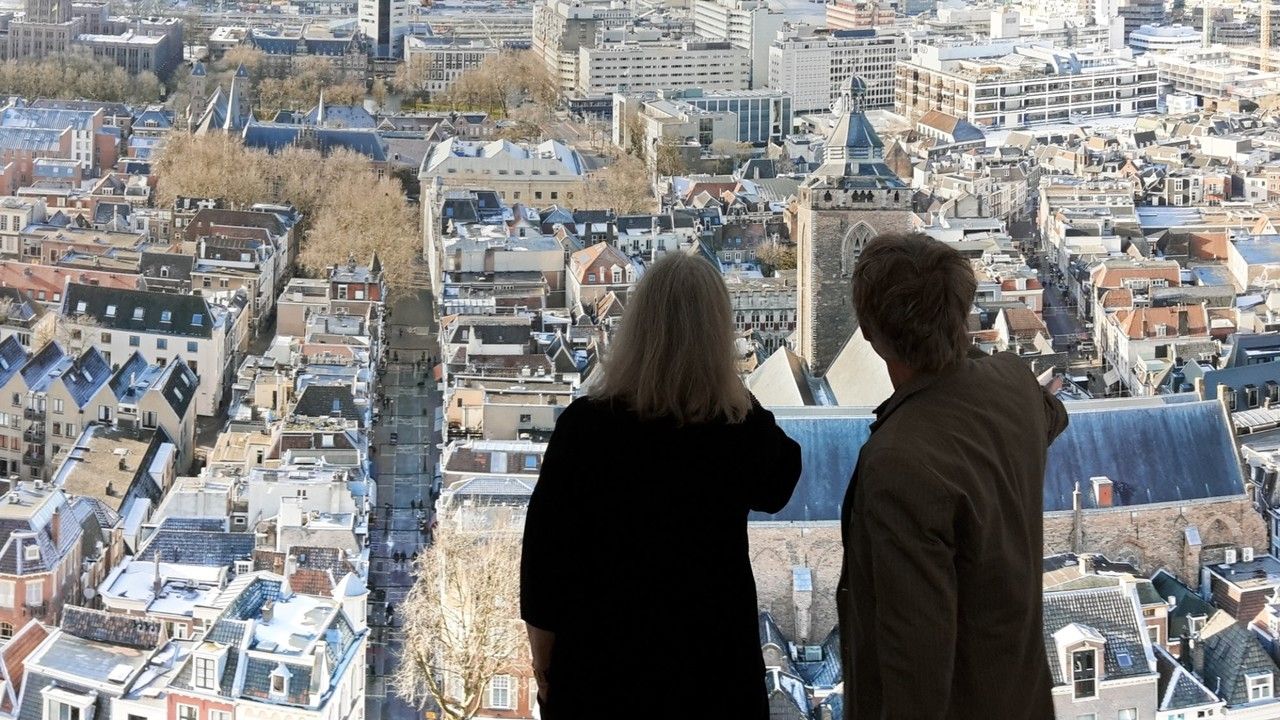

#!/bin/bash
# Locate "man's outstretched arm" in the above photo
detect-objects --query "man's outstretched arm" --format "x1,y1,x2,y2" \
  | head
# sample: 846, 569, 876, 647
862, 453, 959, 718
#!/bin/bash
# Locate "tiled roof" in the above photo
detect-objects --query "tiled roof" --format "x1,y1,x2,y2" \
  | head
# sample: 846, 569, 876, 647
1200, 616, 1280, 707
60, 606, 161, 649
1042, 586, 1152, 686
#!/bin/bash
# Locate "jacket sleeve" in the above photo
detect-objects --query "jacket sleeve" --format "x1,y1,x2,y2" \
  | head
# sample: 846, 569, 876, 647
1042, 385, 1069, 444
520, 402, 579, 631
741, 394, 803, 514
859, 450, 958, 718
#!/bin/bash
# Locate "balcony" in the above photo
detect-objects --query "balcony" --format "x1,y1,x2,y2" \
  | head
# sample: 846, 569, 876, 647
22, 449, 43, 469
22, 426, 43, 444
22, 407, 43, 421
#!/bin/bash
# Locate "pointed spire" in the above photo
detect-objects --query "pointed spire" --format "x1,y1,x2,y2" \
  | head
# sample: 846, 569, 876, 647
234, 62, 248, 79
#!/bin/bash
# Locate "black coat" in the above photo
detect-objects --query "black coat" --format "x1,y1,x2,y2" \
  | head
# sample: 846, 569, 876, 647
837, 352, 1069, 719
521, 395, 802, 719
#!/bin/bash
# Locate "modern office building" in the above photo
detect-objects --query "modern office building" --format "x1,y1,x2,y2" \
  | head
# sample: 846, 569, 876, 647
576, 39, 751, 97
1152, 46, 1280, 100
1128, 23, 1201, 53
358, 0, 407, 59
533, 0, 631, 95
769, 24, 909, 112
895, 42, 1160, 127
691, 0, 785, 88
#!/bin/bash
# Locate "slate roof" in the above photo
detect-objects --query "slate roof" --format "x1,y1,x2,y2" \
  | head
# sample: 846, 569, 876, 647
1043, 400, 1243, 511
16, 672, 109, 720
1200, 617, 1280, 707
1042, 586, 1152, 686
791, 627, 842, 688
158, 359, 198, 418
59, 348, 111, 409
293, 384, 362, 423
1151, 570, 1216, 643
241, 122, 389, 162
0, 336, 29, 387
63, 282, 215, 338
19, 341, 66, 391
755, 413, 871, 521
108, 351, 151, 400
1155, 644, 1218, 711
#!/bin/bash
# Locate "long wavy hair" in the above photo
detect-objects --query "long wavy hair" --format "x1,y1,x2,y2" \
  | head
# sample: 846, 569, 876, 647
592, 251, 751, 425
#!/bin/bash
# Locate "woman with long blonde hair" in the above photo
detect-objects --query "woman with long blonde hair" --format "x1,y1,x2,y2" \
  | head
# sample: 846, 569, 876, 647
520, 251, 802, 719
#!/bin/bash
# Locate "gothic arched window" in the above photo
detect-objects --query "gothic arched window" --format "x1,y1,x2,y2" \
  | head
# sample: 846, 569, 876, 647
841, 222, 876, 274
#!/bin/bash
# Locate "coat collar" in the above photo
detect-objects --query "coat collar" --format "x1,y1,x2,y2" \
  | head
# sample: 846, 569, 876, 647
869, 364, 962, 431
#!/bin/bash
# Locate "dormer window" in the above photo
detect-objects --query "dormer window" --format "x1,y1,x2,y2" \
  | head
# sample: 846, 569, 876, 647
160, 311, 171, 324
1188, 614, 1207, 636
105, 304, 116, 317
75, 301, 86, 314
1249, 672, 1274, 701
192, 314, 203, 327
1072, 649, 1097, 699
269, 664, 292, 699
194, 654, 218, 690
132, 308, 143, 321
24, 545, 38, 562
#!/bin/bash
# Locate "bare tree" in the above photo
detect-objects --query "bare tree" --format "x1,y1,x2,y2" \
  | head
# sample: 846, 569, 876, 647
439, 50, 559, 117
655, 140, 690, 178
393, 528, 525, 720
581, 154, 654, 214
35, 314, 101, 355
756, 242, 797, 272
297, 174, 421, 295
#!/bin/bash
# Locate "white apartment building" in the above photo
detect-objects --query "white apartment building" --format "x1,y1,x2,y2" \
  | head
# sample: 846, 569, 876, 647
421, 138, 588, 205
1128, 23, 1202, 53
0, 197, 43, 257
60, 283, 245, 416
1153, 46, 1280, 100
358, 0, 408, 58
577, 39, 751, 97
895, 42, 1160, 127
692, 0, 785, 89
404, 35, 499, 98
533, 0, 631, 95
769, 24, 909, 112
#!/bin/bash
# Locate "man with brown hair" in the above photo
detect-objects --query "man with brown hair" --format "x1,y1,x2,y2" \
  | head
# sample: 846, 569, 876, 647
837, 232, 1068, 718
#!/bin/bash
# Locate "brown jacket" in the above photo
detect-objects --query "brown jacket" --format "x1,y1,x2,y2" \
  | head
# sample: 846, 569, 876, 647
837, 351, 1068, 719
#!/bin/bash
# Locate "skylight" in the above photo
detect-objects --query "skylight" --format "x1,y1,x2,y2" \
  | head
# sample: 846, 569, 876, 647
105, 304, 116, 317
1115, 651, 1132, 668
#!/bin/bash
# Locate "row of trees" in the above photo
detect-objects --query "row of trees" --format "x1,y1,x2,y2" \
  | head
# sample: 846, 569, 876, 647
0, 52, 163, 104
153, 134, 420, 292
393, 50, 558, 118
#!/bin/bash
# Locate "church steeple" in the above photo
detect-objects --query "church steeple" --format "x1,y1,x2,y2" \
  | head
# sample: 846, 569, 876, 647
819, 76, 887, 177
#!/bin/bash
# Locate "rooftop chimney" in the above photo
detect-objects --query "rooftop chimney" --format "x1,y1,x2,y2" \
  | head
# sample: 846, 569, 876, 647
1091, 476, 1114, 508
792, 566, 813, 644
261, 599, 274, 624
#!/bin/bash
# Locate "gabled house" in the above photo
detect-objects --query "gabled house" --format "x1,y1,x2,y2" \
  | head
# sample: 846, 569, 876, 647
61, 283, 244, 416
1042, 584, 1160, 718
566, 242, 636, 313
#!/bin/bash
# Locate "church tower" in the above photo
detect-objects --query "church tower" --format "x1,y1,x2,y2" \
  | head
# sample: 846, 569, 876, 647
795, 78, 914, 377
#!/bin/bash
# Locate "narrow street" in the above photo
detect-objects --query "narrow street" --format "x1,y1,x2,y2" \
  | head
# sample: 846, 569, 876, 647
366, 284, 442, 720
